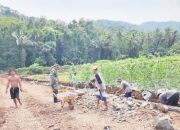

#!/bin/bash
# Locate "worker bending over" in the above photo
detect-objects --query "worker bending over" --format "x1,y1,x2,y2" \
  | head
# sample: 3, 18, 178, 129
116, 78, 132, 98
157, 89, 179, 107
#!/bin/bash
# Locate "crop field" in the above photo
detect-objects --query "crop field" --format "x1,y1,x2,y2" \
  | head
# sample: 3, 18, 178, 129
17, 55, 180, 91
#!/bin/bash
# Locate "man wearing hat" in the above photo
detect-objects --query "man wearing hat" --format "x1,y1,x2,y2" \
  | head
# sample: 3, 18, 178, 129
50, 63, 60, 103
116, 78, 132, 98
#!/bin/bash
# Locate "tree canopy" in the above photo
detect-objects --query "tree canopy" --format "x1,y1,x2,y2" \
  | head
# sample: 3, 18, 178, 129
0, 6, 180, 70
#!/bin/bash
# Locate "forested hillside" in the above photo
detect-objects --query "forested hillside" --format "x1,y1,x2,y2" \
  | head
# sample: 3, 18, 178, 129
94, 20, 180, 31
0, 5, 180, 70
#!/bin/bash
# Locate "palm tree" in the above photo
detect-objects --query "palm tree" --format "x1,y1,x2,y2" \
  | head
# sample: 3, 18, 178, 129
12, 31, 33, 67
91, 29, 113, 59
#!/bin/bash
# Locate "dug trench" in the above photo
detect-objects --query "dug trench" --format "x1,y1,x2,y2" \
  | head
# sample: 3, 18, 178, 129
21, 76, 180, 129
0, 75, 180, 130
21, 76, 160, 103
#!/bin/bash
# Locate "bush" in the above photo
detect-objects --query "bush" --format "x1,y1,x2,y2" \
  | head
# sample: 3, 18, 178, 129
17, 67, 29, 75
145, 54, 154, 59
169, 42, 180, 55
28, 63, 43, 74
35, 57, 46, 66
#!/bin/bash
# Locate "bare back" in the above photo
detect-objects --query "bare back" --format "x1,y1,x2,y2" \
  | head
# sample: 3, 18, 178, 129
8, 75, 20, 87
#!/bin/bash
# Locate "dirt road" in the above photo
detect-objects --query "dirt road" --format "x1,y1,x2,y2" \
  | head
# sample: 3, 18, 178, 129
0, 77, 122, 130
0, 77, 180, 130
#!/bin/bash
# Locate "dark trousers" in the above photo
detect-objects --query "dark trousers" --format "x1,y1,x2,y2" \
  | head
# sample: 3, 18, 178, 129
51, 84, 58, 102
53, 89, 58, 102
167, 92, 179, 106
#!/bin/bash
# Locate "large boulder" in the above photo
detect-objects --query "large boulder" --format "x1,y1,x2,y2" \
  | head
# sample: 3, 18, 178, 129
155, 116, 174, 130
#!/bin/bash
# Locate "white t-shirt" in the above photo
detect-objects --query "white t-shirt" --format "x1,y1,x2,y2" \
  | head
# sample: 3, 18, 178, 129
95, 72, 106, 90
72, 75, 77, 84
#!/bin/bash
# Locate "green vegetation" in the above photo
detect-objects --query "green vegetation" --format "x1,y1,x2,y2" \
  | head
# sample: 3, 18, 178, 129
0, 5, 180, 71
0, 5, 179, 91
95, 20, 180, 31
17, 56, 180, 91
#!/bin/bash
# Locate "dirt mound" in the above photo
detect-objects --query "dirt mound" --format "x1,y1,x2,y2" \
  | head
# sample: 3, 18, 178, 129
22, 76, 161, 103
106, 87, 159, 102
0, 108, 5, 127
21, 76, 72, 86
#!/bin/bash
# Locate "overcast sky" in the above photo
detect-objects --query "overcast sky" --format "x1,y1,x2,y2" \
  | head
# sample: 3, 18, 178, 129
0, 0, 180, 24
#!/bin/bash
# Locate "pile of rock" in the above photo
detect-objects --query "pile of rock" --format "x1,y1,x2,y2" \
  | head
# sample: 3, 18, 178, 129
75, 89, 154, 120
73, 88, 178, 130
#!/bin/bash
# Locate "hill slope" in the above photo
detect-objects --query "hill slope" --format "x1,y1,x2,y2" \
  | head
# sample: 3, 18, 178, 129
1, 4, 180, 31
94, 20, 180, 31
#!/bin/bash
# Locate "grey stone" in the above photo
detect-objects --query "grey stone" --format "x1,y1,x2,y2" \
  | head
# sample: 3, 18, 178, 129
155, 116, 174, 130
112, 103, 121, 111
127, 100, 134, 107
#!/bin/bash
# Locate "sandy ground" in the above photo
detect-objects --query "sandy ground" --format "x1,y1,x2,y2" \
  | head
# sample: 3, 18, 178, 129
0, 76, 180, 130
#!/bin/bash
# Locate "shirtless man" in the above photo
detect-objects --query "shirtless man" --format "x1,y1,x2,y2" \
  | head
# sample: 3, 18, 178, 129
5, 68, 23, 108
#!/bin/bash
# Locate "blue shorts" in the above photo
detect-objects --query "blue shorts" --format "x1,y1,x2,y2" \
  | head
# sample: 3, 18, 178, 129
124, 92, 132, 98
96, 95, 107, 101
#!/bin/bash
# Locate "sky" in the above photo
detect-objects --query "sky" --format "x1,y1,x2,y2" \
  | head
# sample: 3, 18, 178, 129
0, 0, 180, 24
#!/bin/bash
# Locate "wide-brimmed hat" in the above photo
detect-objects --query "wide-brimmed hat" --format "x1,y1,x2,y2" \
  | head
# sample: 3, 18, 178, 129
53, 63, 60, 67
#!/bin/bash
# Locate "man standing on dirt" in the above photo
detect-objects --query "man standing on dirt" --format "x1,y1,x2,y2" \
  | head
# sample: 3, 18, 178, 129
116, 78, 132, 98
92, 66, 108, 111
50, 63, 60, 103
72, 72, 77, 90
5, 68, 23, 108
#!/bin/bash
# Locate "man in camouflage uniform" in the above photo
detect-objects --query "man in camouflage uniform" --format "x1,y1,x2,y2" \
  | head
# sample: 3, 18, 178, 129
50, 63, 60, 103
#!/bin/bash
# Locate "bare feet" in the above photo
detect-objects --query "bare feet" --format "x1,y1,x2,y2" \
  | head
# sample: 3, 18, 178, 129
17, 98, 22, 105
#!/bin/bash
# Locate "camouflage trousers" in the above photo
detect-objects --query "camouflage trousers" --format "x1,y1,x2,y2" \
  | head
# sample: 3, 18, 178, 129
51, 85, 58, 102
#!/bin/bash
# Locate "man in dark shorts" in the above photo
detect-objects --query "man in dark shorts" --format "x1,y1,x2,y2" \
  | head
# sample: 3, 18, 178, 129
92, 66, 108, 111
5, 68, 23, 108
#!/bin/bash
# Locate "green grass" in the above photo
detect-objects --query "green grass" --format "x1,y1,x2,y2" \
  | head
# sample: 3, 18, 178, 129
17, 55, 180, 91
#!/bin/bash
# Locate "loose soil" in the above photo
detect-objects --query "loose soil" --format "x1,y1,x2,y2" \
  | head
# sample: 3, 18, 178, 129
0, 76, 179, 130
